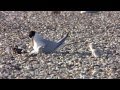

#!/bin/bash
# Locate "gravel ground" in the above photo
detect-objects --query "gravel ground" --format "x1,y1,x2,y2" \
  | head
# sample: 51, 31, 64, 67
0, 11, 120, 79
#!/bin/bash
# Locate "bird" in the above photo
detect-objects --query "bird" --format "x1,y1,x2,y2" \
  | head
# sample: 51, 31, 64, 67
89, 43, 101, 58
29, 31, 69, 55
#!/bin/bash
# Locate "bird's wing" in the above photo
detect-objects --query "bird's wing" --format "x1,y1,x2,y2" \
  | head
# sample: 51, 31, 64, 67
56, 32, 69, 47
42, 32, 69, 54
42, 39, 58, 53
33, 33, 46, 47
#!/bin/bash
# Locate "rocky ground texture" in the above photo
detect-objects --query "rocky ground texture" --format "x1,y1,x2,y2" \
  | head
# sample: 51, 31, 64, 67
0, 11, 120, 79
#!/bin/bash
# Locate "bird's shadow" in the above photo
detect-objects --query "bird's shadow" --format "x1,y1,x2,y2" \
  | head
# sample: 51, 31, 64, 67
53, 51, 91, 58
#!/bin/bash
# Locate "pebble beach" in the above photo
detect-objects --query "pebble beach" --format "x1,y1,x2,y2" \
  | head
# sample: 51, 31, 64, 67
0, 11, 120, 79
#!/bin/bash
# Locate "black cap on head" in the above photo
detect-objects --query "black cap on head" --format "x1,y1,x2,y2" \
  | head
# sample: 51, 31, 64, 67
29, 31, 35, 38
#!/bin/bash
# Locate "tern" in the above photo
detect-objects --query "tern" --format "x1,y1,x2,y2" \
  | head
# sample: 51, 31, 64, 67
29, 31, 69, 55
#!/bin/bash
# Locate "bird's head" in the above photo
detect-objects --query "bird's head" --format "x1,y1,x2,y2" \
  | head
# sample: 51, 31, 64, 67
29, 31, 36, 38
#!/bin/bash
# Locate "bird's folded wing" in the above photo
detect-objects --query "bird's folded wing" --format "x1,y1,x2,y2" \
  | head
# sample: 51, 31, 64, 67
34, 33, 46, 47
43, 32, 69, 53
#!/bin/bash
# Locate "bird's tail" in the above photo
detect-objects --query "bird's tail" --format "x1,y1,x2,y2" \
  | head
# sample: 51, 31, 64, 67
56, 32, 69, 47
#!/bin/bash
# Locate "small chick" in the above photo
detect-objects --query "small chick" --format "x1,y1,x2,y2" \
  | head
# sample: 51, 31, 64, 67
89, 43, 101, 58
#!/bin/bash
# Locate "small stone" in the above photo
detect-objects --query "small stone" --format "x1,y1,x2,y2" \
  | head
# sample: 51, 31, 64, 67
0, 64, 3, 68
5, 47, 11, 54
0, 43, 2, 46
80, 11, 87, 14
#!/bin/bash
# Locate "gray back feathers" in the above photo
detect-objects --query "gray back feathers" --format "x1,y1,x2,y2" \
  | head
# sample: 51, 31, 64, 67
33, 31, 69, 54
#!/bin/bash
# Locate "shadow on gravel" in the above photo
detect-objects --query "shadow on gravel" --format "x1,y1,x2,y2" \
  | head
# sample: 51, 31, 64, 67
54, 51, 91, 58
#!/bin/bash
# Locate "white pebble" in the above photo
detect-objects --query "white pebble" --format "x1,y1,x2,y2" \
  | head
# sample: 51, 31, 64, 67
80, 11, 87, 14
5, 47, 11, 54
0, 64, 3, 68
0, 43, 2, 46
